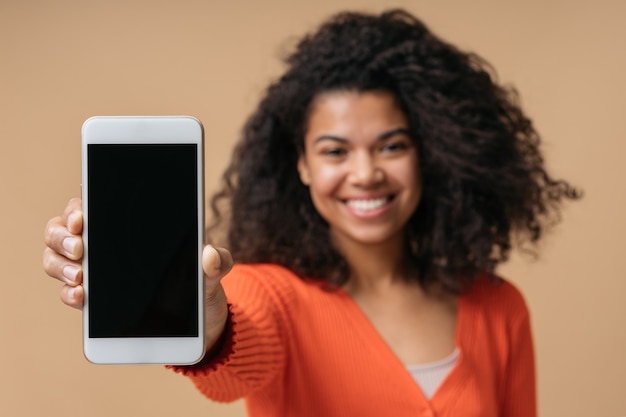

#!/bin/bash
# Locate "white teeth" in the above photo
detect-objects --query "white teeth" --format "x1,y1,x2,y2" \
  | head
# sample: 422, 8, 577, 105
346, 198, 388, 211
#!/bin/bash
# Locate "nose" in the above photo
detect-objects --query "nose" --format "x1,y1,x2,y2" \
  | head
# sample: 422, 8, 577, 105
348, 151, 384, 186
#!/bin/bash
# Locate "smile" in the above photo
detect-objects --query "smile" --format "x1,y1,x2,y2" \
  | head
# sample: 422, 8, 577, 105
345, 197, 391, 212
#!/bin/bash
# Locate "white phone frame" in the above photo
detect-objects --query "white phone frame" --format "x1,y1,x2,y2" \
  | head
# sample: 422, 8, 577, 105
81, 116, 205, 365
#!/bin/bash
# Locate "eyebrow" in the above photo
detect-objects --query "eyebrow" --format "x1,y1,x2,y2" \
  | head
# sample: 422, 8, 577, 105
312, 127, 411, 145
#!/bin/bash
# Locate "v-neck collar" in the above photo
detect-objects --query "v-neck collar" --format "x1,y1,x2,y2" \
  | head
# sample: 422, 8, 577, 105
335, 285, 475, 408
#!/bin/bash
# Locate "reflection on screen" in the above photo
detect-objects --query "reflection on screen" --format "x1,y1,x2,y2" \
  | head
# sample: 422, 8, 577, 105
87, 144, 198, 338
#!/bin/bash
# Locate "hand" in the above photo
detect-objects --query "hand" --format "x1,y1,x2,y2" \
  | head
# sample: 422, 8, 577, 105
43, 198, 84, 308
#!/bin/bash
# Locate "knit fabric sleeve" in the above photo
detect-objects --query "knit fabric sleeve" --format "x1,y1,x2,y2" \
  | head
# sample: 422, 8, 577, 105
501, 290, 537, 417
167, 264, 291, 403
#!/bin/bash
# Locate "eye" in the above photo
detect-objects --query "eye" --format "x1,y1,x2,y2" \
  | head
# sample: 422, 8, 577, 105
321, 147, 347, 158
380, 141, 411, 154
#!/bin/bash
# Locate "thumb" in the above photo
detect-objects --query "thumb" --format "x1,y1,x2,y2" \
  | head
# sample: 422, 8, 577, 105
202, 245, 234, 278
201, 245, 233, 350
202, 245, 233, 296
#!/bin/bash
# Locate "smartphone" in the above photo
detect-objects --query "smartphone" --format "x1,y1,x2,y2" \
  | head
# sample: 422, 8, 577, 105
81, 116, 205, 365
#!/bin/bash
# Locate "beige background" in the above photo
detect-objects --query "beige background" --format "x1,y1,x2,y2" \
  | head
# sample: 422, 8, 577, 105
1, 0, 624, 416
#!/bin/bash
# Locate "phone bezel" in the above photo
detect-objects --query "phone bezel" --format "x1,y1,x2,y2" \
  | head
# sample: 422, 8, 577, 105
81, 116, 205, 365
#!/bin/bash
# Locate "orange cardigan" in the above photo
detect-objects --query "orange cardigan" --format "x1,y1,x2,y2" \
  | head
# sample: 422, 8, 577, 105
171, 263, 536, 417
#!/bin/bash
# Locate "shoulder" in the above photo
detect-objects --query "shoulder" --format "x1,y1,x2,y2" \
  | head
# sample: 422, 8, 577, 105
462, 273, 531, 320
458, 274, 535, 363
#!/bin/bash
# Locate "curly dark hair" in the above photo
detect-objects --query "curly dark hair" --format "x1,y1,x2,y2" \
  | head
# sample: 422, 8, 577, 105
208, 8, 581, 293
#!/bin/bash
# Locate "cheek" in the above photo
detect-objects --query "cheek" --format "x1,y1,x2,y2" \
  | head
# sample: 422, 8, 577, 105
389, 160, 422, 199
308, 163, 345, 197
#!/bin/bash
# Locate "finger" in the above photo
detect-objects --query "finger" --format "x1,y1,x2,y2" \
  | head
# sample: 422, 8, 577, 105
202, 245, 233, 312
44, 216, 83, 261
60, 284, 84, 310
63, 197, 83, 235
202, 245, 233, 280
200, 246, 231, 349
43, 247, 83, 286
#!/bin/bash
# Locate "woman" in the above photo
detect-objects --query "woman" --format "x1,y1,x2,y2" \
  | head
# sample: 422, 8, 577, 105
43, 9, 580, 417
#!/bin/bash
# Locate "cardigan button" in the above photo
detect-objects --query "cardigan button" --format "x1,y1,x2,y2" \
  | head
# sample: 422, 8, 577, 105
421, 409, 435, 417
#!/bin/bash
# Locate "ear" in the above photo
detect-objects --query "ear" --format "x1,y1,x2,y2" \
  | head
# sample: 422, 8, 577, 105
297, 153, 311, 186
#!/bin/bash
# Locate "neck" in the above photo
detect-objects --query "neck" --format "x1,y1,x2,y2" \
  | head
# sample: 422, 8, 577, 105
335, 235, 415, 295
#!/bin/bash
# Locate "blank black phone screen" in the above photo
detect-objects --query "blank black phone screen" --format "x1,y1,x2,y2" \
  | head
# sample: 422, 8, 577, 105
87, 144, 199, 338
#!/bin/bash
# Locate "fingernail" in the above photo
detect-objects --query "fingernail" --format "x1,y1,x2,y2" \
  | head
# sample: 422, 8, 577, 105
63, 237, 77, 254
63, 265, 79, 283
68, 287, 77, 301
211, 246, 221, 269
68, 212, 77, 226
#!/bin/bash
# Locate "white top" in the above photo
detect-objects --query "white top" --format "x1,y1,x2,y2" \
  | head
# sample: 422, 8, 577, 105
407, 348, 460, 399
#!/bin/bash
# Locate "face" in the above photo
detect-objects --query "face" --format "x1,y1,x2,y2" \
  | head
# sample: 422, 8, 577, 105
297, 90, 422, 251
